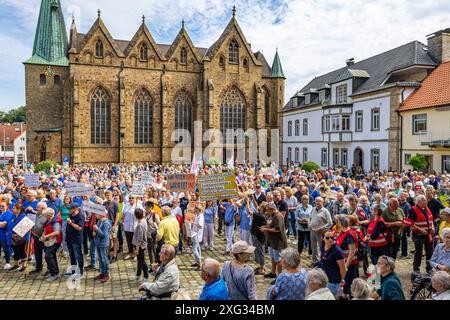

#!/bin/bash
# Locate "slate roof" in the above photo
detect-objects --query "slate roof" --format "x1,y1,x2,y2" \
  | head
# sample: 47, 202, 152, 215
400, 61, 450, 111
285, 40, 437, 112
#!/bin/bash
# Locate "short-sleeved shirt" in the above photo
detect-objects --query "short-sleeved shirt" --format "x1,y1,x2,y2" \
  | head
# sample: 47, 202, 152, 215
157, 216, 180, 246
320, 244, 345, 284
104, 200, 120, 224
382, 207, 405, 239
267, 213, 287, 250
66, 212, 85, 244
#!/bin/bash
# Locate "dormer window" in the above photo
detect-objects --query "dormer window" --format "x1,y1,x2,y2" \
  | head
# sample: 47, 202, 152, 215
140, 43, 148, 61
180, 47, 187, 64
95, 39, 104, 57
229, 39, 239, 64
305, 94, 310, 105
336, 84, 347, 104
319, 90, 326, 102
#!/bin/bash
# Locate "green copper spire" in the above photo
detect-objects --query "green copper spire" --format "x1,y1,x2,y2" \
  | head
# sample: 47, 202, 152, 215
24, 0, 69, 66
271, 48, 285, 78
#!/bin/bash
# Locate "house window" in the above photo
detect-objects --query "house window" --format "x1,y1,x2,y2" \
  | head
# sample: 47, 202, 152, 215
287, 147, 292, 163
324, 116, 330, 132
295, 120, 300, 136
303, 119, 308, 135
355, 111, 363, 132
287, 121, 292, 136
140, 43, 148, 61
371, 149, 380, 171
295, 148, 300, 163
321, 148, 328, 167
40, 74, 46, 85
303, 147, 308, 163
405, 153, 411, 165
90, 86, 111, 144
333, 149, 340, 167
95, 39, 104, 57
134, 89, 153, 144
228, 39, 239, 64
319, 90, 326, 103
331, 115, 340, 131
180, 47, 187, 64
54, 75, 61, 85
412, 114, 427, 135
371, 108, 380, 131
336, 84, 347, 104
342, 115, 350, 131
305, 94, 310, 105
243, 58, 249, 72
341, 149, 348, 168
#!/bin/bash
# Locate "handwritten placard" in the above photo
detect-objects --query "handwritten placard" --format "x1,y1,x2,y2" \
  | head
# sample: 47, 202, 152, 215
141, 171, 155, 186
66, 183, 94, 197
12, 216, 35, 238
24, 174, 40, 187
81, 201, 107, 216
132, 181, 146, 196
167, 174, 196, 193
198, 173, 238, 201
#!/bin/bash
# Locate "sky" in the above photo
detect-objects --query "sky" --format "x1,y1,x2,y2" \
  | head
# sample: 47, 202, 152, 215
0, 0, 449, 111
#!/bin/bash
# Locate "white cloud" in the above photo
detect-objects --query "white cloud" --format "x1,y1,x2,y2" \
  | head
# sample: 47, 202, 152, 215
0, 0, 449, 110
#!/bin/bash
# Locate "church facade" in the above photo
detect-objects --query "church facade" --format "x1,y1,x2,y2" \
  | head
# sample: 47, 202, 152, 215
24, 0, 285, 164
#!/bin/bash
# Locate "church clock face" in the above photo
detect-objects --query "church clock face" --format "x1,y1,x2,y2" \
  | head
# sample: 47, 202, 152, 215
45, 66, 55, 76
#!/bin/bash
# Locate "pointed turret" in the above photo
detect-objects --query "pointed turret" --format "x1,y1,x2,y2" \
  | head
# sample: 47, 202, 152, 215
25, 0, 69, 66
271, 48, 285, 79
69, 16, 78, 53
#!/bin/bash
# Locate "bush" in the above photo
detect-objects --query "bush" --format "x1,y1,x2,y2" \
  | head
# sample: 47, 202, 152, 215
301, 161, 320, 172
34, 160, 58, 173
205, 158, 222, 166
408, 154, 427, 171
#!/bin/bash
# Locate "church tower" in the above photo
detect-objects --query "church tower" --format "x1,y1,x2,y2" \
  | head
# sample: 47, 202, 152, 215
24, 0, 69, 163
271, 48, 286, 164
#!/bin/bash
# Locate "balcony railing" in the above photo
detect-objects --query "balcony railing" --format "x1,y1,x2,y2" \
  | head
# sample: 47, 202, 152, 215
419, 129, 450, 147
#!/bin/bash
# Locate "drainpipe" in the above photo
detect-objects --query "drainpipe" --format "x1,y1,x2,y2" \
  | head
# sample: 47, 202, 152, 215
160, 64, 166, 164
398, 87, 406, 172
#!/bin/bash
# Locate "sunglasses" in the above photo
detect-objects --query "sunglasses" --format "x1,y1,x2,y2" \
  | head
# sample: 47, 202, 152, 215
324, 236, 334, 240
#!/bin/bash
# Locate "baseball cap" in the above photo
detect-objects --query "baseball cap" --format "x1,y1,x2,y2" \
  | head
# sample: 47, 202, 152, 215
68, 203, 79, 209
231, 241, 255, 254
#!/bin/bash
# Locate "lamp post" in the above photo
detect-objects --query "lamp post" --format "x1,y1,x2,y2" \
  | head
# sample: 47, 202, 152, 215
120, 130, 125, 164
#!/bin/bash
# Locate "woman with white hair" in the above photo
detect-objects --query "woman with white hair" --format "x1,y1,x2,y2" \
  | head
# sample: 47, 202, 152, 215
431, 271, 450, 300
430, 227, 450, 272
438, 208, 450, 239
306, 268, 335, 300
351, 278, 373, 300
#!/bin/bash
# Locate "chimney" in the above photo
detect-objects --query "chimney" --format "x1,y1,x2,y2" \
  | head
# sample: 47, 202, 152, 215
427, 28, 450, 64
346, 58, 355, 67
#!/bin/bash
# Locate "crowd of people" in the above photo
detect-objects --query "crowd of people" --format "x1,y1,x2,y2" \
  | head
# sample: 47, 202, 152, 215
0, 162, 449, 300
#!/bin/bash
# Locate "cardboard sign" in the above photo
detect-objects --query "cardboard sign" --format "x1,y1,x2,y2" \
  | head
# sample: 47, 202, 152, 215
167, 174, 196, 193
81, 201, 107, 217
198, 173, 238, 201
12, 216, 35, 238
24, 174, 40, 187
66, 183, 94, 197
132, 181, 146, 196
141, 171, 155, 186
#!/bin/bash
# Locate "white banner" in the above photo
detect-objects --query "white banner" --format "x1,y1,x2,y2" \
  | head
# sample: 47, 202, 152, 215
81, 201, 107, 216
24, 174, 40, 187
141, 171, 155, 186
12, 216, 35, 238
66, 183, 94, 197
132, 181, 146, 196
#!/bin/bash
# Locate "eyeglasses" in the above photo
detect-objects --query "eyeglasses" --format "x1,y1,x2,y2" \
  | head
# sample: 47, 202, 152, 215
325, 236, 334, 240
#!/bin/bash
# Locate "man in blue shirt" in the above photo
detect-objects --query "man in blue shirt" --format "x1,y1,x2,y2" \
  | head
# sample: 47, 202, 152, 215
199, 258, 229, 300
23, 190, 39, 222
237, 196, 254, 245
65, 203, 85, 279
0, 203, 15, 269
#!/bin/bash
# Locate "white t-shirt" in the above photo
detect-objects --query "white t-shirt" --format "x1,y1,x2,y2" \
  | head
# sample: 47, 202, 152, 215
191, 213, 204, 242
171, 206, 182, 218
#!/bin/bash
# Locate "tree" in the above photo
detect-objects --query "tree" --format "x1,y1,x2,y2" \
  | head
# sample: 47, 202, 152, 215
301, 161, 320, 173
408, 154, 427, 171
0, 106, 26, 123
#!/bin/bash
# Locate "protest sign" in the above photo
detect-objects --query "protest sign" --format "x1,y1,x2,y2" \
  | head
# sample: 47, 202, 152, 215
132, 181, 146, 196
167, 174, 196, 193
198, 172, 238, 201
66, 183, 94, 197
12, 216, 35, 238
81, 201, 107, 216
141, 171, 155, 186
24, 174, 40, 187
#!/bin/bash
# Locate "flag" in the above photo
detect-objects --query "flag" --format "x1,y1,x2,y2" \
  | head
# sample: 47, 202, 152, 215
227, 153, 234, 170
191, 151, 199, 175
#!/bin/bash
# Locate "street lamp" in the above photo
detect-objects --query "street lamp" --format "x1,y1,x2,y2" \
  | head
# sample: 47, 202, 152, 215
120, 130, 125, 164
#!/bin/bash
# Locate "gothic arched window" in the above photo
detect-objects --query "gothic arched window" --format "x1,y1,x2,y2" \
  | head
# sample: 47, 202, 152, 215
220, 87, 246, 144
39, 138, 47, 162
180, 48, 187, 64
90, 87, 111, 144
140, 43, 148, 61
229, 39, 239, 64
174, 91, 193, 144
95, 39, 104, 57
263, 87, 270, 125
134, 89, 153, 144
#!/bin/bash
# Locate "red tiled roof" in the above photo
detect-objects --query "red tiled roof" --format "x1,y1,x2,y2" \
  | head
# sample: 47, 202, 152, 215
400, 61, 450, 111
0, 124, 26, 146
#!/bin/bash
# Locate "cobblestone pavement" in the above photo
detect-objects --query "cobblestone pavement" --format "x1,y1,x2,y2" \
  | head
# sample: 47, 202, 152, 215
0, 231, 419, 300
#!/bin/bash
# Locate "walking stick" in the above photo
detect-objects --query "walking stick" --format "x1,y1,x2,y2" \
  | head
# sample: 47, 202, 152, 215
23, 230, 32, 279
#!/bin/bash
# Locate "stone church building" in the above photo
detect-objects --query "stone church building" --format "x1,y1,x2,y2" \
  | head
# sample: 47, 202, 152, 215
24, 0, 285, 164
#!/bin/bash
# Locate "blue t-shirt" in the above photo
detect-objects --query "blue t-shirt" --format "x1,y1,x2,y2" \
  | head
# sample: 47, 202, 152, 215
46, 198, 62, 215
204, 207, 216, 224
319, 244, 345, 284
199, 277, 229, 300
238, 205, 252, 231
0, 211, 15, 241
224, 202, 236, 226
65, 213, 85, 244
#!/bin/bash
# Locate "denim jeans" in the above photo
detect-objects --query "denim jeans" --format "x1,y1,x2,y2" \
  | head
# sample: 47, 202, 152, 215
61, 220, 68, 253
96, 246, 109, 275
192, 237, 201, 265
0, 239, 10, 264
67, 242, 84, 275
288, 211, 297, 237
327, 283, 341, 297
33, 235, 44, 270
45, 243, 60, 276
136, 247, 148, 278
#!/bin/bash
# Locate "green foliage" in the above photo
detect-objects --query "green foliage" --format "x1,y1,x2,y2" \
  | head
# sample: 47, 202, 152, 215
301, 161, 320, 172
438, 194, 448, 207
205, 158, 222, 166
0, 106, 26, 123
408, 154, 427, 171
34, 160, 58, 173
